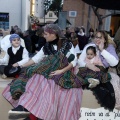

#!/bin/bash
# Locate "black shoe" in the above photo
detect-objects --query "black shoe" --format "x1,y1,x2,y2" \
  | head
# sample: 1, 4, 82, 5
8, 105, 30, 119
23, 116, 31, 120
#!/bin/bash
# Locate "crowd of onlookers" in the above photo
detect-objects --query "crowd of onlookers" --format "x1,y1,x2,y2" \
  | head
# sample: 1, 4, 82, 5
0, 25, 95, 56
0, 24, 119, 77
0, 24, 120, 120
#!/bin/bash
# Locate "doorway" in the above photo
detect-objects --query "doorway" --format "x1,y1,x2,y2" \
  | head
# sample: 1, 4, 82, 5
110, 15, 120, 37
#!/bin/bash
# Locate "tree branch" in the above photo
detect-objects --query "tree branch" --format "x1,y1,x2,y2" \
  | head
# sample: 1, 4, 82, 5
92, 6, 101, 21
101, 11, 117, 19
95, 7, 98, 12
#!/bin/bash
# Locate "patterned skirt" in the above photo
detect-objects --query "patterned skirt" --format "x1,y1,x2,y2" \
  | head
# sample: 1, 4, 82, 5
77, 66, 111, 84
10, 53, 84, 100
3, 74, 83, 120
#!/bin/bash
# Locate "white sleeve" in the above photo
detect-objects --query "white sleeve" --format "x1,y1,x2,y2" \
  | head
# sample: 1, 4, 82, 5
32, 47, 45, 63
17, 48, 29, 66
101, 49, 119, 66
78, 44, 95, 67
69, 45, 77, 67
0, 52, 9, 65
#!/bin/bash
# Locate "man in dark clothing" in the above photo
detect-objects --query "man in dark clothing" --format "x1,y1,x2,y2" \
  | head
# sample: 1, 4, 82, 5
36, 27, 46, 52
23, 30, 32, 53
37, 36, 46, 51
31, 31, 39, 53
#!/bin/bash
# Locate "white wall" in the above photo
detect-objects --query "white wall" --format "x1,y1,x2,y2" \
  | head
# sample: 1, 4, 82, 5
0, 0, 22, 30
35, 0, 45, 18
21, 0, 30, 31
0, 0, 31, 31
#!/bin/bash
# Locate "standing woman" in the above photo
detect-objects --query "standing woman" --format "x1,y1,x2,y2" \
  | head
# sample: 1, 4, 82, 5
77, 26, 88, 51
3, 24, 83, 120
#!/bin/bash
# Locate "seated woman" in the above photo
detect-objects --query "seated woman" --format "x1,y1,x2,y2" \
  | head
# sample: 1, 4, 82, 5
77, 46, 111, 88
78, 30, 119, 110
2, 24, 83, 120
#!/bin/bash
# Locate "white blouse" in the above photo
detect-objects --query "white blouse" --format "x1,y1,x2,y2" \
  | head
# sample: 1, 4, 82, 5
32, 45, 77, 67
78, 43, 119, 67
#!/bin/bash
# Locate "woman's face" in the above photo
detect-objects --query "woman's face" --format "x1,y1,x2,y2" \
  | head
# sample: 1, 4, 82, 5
89, 32, 93, 36
94, 32, 105, 46
44, 31, 56, 42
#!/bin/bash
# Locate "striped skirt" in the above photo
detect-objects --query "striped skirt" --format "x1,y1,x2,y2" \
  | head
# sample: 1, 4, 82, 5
2, 74, 83, 120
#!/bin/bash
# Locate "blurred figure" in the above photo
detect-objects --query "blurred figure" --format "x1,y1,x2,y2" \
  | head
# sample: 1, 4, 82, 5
62, 29, 66, 37
10, 26, 14, 34
14, 28, 23, 38
65, 27, 71, 40
74, 27, 80, 35
88, 28, 94, 43
13, 25, 19, 31
36, 27, 46, 52
69, 29, 78, 47
77, 26, 88, 51
0, 28, 3, 37
31, 30, 39, 53
23, 30, 32, 53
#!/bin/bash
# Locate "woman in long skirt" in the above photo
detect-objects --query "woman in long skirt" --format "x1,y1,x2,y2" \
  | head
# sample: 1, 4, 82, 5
3, 24, 83, 120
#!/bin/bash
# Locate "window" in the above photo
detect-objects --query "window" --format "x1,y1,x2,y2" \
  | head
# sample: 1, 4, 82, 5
0, 13, 9, 30
69, 11, 77, 17
49, 13, 53, 17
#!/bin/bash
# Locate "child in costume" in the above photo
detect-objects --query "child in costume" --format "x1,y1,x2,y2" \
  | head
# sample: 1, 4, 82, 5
2, 34, 29, 78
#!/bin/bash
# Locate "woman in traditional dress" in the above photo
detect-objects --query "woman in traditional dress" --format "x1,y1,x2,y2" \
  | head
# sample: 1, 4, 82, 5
2, 24, 83, 120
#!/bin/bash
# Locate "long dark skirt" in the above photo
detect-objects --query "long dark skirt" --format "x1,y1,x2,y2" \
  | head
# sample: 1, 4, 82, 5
77, 66, 111, 84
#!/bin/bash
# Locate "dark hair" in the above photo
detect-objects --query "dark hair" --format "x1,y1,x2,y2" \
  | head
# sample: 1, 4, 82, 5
36, 27, 44, 37
86, 46, 96, 55
89, 28, 94, 33
80, 27, 85, 33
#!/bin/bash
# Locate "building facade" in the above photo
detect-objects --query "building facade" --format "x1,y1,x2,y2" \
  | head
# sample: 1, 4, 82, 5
63, 0, 119, 35
0, 0, 45, 31
39, 11, 57, 24
31, 0, 45, 18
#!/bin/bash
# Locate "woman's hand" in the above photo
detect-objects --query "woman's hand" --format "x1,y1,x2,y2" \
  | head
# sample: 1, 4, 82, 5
86, 63, 100, 72
97, 40, 104, 51
49, 63, 73, 76
49, 69, 64, 76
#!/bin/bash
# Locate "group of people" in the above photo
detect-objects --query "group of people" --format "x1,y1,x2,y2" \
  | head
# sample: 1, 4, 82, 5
10, 25, 46, 54
65, 26, 94, 52
1, 24, 120, 120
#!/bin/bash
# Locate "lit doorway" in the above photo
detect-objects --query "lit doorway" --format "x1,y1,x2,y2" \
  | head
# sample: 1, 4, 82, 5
30, 0, 35, 15
110, 15, 120, 37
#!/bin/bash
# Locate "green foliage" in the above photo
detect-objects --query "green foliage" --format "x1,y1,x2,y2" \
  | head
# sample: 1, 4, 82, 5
44, 0, 52, 14
44, 0, 63, 16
